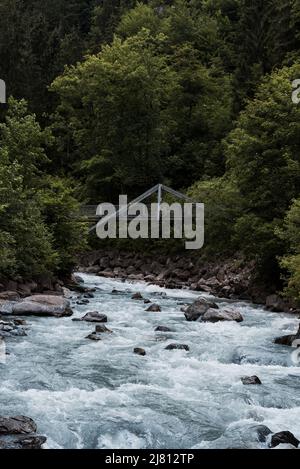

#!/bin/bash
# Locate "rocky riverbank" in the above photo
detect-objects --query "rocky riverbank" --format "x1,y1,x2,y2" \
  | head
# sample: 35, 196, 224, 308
0, 275, 65, 299
78, 249, 300, 315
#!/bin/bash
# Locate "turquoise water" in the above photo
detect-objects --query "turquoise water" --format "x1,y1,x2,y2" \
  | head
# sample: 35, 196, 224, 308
0, 273, 299, 449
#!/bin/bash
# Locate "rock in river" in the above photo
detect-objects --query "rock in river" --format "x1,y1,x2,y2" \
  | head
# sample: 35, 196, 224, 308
275, 324, 300, 346
95, 325, 112, 333
270, 431, 299, 448
155, 326, 173, 332
86, 332, 102, 341
81, 312, 108, 323
165, 343, 189, 351
131, 292, 143, 300
241, 376, 262, 385
0, 415, 37, 434
184, 297, 219, 322
12, 295, 73, 318
84, 293, 94, 299
146, 304, 161, 312
202, 308, 244, 323
134, 348, 146, 356
0, 416, 46, 449
0, 434, 46, 449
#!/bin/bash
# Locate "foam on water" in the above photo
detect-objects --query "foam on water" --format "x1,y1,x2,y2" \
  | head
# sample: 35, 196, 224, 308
0, 273, 299, 448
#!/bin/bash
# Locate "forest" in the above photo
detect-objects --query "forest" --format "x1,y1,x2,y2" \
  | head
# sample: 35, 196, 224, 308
1, 0, 300, 302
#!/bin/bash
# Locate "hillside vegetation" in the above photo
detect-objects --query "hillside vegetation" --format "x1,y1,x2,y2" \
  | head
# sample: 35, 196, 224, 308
1, 0, 300, 301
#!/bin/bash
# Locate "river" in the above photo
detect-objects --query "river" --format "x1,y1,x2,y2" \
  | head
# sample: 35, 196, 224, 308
1, 273, 300, 449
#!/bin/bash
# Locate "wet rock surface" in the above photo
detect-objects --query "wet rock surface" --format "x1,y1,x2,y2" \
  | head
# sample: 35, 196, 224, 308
131, 292, 144, 300
0, 416, 46, 449
241, 376, 262, 385
146, 304, 161, 312
203, 423, 272, 449
80, 312, 108, 323
86, 332, 102, 341
270, 431, 299, 448
202, 308, 244, 323
184, 298, 218, 322
165, 343, 190, 351
134, 347, 146, 356
76, 299, 90, 305
155, 326, 173, 332
95, 325, 113, 334
275, 324, 300, 346
0, 434, 46, 449
11, 295, 73, 317
0, 415, 36, 434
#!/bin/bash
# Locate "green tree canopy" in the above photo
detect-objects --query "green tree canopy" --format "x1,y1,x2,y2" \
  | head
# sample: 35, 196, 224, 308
51, 30, 179, 201
0, 98, 86, 279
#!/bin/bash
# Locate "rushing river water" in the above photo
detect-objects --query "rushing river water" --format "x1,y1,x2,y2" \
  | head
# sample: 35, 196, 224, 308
1, 273, 300, 449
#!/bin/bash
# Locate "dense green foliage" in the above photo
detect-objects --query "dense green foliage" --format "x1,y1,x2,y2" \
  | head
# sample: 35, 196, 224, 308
51, 30, 179, 201
1, 0, 300, 298
0, 99, 86, 280
279, 198, 300, 301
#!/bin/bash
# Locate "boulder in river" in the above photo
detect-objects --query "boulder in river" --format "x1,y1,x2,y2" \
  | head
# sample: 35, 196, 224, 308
83, 293, 94, 299
76, 299, 90, 305
165, 343, 189, 351
206, 422, 272, 449
0, 434, 47, 449
0, 415, 37, 435
146, 304, 161, 312
95, 325, 112, 334
270, 431, 299, 448
134, 347, 146, 356
0, 416, 46, 449
144, 299, 151, 304
241, 376, 262, 385
81, 312, 108, 323
12, 295, 73, 317
274, 324, 300, 346
184, 297, 219, 322
131, 292, 143, 300
202, 308, 244, 323
86, 332, 102, 341
155, 326, 173, 332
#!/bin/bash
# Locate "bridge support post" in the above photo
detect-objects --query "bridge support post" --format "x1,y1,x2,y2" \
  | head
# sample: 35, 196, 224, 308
157, 184, 162, 222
